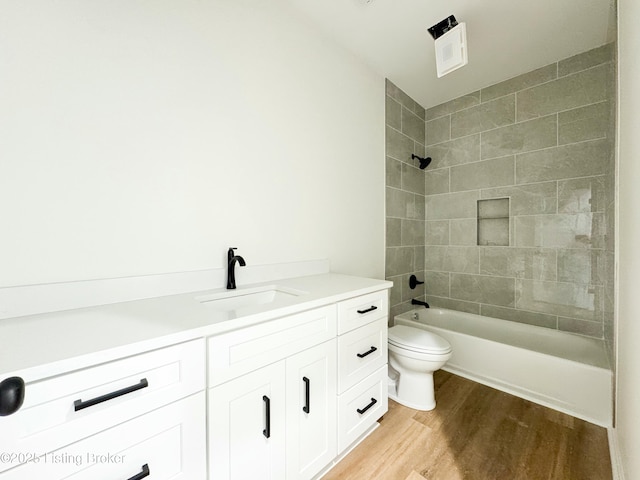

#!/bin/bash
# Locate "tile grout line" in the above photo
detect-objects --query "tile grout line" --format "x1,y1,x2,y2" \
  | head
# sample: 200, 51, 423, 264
434, 107, 608, 151
425, 49, 612, 121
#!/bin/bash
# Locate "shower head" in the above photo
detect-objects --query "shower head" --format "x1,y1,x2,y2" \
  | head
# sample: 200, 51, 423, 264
411, 154, 432, 169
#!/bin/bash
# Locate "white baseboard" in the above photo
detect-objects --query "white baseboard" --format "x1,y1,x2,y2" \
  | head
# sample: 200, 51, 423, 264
608, 428, 626, 480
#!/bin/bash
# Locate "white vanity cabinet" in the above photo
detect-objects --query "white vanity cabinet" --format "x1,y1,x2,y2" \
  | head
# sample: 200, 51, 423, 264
336, 291, 389, 453
208, 306, 337, 480
0, 272, 392, 480
0, 339, 207, 479
207, 290, 390, 480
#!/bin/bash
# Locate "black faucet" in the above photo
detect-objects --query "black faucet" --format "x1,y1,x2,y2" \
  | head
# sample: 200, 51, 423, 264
411, 299, 430, 308
226, 247, 246, 289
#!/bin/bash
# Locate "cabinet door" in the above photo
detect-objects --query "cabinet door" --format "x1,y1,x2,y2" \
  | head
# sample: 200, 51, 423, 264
285, 340, 337, 480
209, 362, 286, 480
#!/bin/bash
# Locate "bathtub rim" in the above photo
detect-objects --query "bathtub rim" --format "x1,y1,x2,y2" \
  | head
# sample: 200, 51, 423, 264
395, 307, 610, 370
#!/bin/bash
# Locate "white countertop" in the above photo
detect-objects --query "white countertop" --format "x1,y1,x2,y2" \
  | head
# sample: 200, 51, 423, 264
0, 273, 391, 381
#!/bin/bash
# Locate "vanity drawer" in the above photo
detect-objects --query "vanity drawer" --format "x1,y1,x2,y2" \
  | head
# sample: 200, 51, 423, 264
337, 290, 388, 335
0, 392, 206, 480
208, 305, 336, 386
337, 366, 388, 454
337, 317, 387, 393
0, 339, 205, 471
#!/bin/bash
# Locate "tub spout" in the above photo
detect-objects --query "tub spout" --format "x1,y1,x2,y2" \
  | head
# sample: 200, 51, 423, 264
411, 299, 430, 308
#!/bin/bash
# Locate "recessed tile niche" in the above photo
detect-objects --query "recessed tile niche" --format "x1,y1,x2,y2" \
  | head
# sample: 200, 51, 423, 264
477, 198, 510, 246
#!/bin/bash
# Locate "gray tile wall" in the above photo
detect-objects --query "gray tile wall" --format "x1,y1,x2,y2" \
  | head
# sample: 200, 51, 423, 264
385, 80, 427, 319
422, 44, 616, 343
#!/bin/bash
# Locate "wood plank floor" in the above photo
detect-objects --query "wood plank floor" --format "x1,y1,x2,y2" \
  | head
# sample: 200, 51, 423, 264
325, 371, 612, 480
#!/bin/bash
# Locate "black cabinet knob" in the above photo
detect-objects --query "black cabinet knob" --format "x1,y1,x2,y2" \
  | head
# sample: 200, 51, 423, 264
0, 377, 25, 416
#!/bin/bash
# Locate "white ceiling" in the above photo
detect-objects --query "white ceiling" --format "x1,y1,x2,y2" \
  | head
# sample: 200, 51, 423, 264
286, 0, 616, 109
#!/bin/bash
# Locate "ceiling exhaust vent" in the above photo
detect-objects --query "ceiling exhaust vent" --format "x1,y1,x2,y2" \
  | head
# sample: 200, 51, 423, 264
428, 15, 468, 78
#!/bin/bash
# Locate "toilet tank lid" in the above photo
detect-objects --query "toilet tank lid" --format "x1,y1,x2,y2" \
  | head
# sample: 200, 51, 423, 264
388, 325, 452, 353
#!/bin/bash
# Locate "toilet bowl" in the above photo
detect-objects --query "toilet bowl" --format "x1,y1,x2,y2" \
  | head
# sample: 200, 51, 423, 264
388, 325, 452, 411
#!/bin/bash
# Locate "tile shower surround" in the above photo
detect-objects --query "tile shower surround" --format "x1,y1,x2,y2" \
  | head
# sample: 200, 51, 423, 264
385, 44, 615, 345
385, 81, 427, 315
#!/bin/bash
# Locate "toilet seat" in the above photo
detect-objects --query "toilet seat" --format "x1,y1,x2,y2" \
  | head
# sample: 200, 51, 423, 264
388, 325, 452, 355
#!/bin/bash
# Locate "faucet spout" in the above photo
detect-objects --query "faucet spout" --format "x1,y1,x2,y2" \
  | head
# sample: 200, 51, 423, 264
411, 298, 430, 308
226, 247, 246, 289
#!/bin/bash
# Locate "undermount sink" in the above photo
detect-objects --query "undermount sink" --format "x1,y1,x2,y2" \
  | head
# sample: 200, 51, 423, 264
197, 285, 308, 312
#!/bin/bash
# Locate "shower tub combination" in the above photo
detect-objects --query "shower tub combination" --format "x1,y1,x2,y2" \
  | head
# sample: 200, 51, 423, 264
394, 307, 612, 427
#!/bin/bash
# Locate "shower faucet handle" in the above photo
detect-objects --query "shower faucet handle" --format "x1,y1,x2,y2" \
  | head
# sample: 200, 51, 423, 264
409, 275, 424, 290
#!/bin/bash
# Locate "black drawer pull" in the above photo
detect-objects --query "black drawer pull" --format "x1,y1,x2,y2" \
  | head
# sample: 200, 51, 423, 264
263, 395, 271, 438
0, 377, 25, 417
127, 464, 150, 480
303, 377, 310, 414
357, 397, 378, 415
74, 378, 149, 412
357, 346, 378, 358
357, 305, 378, 314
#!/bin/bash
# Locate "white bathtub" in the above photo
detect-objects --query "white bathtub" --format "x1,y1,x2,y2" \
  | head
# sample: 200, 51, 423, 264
394, 307, 612, 427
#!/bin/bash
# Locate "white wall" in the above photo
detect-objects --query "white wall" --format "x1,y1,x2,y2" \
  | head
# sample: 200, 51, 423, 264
0, 0, 385, 288
615, 0, 640, 478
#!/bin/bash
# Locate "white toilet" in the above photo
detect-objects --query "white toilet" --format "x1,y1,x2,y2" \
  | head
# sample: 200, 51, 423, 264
387, 325, 452, 411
